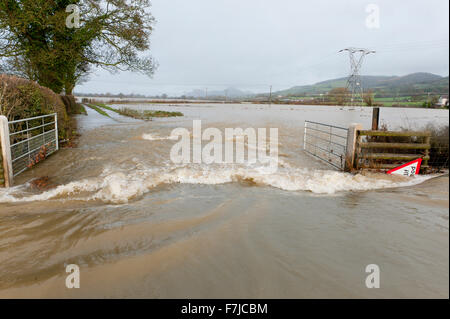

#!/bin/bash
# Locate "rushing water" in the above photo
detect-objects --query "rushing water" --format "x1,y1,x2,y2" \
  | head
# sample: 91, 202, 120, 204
0, 104, 448, 298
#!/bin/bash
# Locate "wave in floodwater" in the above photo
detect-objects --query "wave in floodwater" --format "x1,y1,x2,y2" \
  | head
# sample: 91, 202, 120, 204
0, 163, 436, 204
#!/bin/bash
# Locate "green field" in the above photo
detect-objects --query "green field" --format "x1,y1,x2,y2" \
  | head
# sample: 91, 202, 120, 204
373, 98, 424, 107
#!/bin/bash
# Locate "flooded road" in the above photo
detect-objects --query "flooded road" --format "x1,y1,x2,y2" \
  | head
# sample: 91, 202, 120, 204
0, 104, 448, 298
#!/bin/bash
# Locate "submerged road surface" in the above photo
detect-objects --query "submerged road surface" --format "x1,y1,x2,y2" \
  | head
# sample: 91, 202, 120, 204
0, 103, 448, 298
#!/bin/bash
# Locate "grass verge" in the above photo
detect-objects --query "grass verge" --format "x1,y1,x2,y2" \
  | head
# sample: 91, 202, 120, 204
90, 102, 183, 120
117, 107, 183, 120
86, 103, 110, 117
72, 103, 87, 115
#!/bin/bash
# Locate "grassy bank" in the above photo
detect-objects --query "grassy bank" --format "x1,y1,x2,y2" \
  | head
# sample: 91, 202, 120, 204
86, 103, 110, 117
93, 103, 120, 114
71, 103, 87, 115
117, 107, 183, 120
87, 102, 183, 120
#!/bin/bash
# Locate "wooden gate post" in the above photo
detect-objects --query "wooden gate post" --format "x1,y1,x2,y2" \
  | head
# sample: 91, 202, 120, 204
0, 133, 3, 187
345, 123, 363, 172
0, 115, 13, 187
372, 107, 380, 131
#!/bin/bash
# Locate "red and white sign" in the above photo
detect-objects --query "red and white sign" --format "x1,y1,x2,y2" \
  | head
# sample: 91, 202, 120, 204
387, 158, 422, 177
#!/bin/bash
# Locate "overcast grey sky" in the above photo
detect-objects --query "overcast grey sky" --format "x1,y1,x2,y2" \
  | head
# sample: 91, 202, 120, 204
77, 0, 449, 95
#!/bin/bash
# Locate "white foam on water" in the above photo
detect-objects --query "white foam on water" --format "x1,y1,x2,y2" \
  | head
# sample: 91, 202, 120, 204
0, 164, 438, 204
141, 133, 179, 141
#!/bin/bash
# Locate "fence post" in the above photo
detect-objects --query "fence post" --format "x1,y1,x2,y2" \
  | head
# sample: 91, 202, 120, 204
423, 134, 431, 170
345, 123, 363, 172
54, 113, 59, 151
0, 115, 13, 187
303, 121, 307, 150
372, 107, 380, 130
0, 129, 3, 187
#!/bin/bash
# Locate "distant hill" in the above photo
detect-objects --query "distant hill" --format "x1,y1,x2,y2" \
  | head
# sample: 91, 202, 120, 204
184, 87, 254, 98
274, 72, 449, 97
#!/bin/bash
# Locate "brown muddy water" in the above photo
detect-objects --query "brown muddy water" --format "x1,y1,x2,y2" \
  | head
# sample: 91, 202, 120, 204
0, 104, 448, 298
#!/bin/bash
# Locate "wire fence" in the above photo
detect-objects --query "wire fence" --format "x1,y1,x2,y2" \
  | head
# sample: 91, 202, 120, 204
303, 120, 348, 170
8, 113, 58, 177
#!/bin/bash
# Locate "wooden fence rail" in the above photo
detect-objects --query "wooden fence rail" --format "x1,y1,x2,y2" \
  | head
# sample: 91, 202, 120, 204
355, 130, 431, 171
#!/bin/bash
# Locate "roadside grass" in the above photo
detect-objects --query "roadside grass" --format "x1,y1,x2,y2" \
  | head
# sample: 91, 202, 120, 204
73, 103, 87, 115
92, 102, 121, 114
88, 102, 183, 120
116, 107, 150, 120
116, 107, 183, 120
146, 110, 184, 117
86, 103, 110, 117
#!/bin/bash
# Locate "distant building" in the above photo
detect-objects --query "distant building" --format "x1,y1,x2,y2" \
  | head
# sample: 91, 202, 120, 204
437, 95, 449, 107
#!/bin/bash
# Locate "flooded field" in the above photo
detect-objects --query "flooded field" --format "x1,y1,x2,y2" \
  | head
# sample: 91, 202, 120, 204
0, 103, 448, 298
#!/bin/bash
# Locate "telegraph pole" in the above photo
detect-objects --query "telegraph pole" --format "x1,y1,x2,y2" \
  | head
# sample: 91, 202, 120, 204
269, 85, 273, 106
339, 48, 375, 106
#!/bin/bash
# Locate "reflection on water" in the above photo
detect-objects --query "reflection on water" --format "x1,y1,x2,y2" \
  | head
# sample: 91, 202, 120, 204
0, 104, 448, 298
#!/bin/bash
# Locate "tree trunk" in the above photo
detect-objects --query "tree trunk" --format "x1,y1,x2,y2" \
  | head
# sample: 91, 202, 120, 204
65, 82, 74, 96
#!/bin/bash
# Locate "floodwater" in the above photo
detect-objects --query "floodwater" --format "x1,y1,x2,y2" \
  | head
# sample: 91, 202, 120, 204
0, 103, 448, 298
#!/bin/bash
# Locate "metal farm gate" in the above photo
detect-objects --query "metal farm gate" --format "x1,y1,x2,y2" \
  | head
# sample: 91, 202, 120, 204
8, 113, 59, 177
303, 120, 348, 170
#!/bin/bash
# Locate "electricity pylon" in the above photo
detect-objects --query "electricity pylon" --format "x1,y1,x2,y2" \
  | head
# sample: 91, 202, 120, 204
339, 48, 375, 105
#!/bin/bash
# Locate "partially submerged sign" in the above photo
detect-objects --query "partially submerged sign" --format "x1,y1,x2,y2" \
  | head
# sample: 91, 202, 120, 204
387, 158, 422, 177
